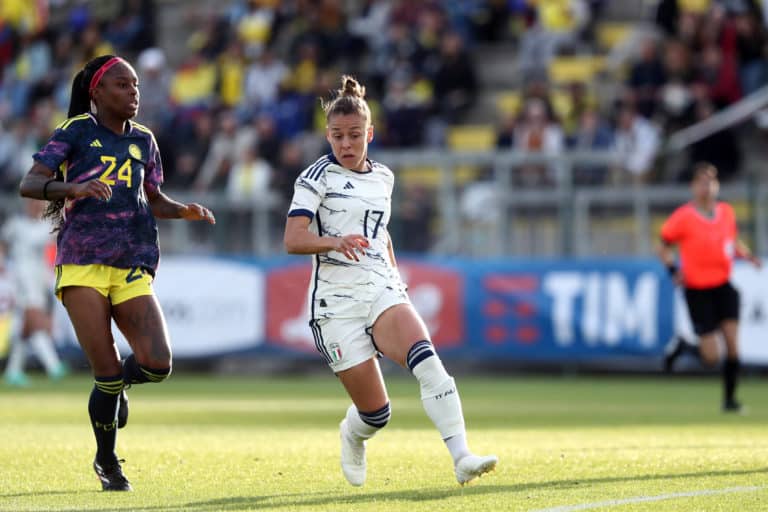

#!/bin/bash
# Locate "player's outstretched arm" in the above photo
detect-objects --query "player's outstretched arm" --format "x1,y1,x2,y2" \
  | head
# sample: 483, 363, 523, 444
146, 188, 215, 224
20, 162, 112, 201
284, 215, 368, 261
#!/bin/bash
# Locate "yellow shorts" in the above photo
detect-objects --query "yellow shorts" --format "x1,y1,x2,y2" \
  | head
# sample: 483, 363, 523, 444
55, 264, 154, 305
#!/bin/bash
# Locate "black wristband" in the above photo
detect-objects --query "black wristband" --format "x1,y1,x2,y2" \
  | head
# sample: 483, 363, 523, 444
42, 179, 55, 201
666, 263, 678, 276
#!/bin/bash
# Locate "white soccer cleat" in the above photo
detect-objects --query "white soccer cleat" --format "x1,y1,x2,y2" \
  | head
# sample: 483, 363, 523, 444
339, 419, 366, 486
455, 454, 498, 485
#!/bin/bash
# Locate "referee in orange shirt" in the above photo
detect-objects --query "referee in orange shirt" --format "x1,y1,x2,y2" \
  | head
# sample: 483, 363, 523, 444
658, 162, 762, 412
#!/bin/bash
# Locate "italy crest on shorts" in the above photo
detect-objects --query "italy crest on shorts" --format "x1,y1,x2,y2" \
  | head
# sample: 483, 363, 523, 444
128, 143, 142, 160
329, 343, 342, 362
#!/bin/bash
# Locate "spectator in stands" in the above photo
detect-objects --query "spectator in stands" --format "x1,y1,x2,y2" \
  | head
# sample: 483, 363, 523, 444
243, 47, 288, 111
0, 119, 35, 193
2, 31, 51, 117
216, 40, 247, 108
76, 22, 115, 68
226, 144, 273, 203
261, 79, 313, 142
659, 39, 695, 131
271, 138, 305, 204
567, 107, 614, 184
412, 3, 447, 74
612, 102, 661, 184
656, 0, 680, 36
695, 42, 742, 106
188, 11, 230, 60
517, 0, 590, 77
381, 73, 432, 147
254, 112, 281, 166
683, 99, 741, 181
734, 7, 767, 95
432, 31, 477, 123
234, 0, 276, 58
194, 109, 256, 192
371, 22, 419, 92
347, 0, 392, 56
560, 81, 594, 136
105, 0, 157, 54
135, 47, 171, 128
225, 142, 274, 253
32, 32, 75, 115
626, 37, 667, 119
514, 98, 565, 186
0, 120, 24, 192
168, 110, 214, 189
496, 111, 517, 149
169, 51, 217, 108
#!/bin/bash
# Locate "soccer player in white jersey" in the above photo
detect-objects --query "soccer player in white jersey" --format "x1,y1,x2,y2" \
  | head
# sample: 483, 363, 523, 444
284, 75, 497, 486
2, 199, 68, 386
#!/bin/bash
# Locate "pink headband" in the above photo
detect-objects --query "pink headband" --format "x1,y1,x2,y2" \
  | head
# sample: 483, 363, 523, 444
88, 57, 125, 96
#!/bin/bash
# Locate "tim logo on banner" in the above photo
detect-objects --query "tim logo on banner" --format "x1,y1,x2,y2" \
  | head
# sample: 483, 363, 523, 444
471, 262, 674, 358
266, 262, 464, 354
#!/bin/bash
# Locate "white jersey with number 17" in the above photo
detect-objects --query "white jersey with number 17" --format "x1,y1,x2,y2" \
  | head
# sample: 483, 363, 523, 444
288, 153, 403, 321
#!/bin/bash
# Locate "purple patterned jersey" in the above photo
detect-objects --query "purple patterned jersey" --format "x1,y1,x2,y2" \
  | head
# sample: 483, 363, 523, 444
33, 113, 164, 273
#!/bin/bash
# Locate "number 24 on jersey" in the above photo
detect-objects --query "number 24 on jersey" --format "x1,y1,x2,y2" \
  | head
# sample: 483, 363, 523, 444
98, 156, 132, 188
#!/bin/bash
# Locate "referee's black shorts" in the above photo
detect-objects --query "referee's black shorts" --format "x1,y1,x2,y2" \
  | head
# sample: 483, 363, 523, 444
684, 282, 740, 336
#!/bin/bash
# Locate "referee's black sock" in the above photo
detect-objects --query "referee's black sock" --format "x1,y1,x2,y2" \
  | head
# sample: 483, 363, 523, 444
89, 374, 123, 466
723, 358, 740, 403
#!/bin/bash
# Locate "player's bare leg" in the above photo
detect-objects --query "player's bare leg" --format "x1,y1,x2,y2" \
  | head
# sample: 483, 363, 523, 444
112, 294, 173, 429
336, 358, 390, 486
62, 287, 131, 491
373, 304, 497, 485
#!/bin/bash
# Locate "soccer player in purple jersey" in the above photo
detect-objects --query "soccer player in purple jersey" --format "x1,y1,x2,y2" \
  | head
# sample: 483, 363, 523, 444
19, 55, 215, 491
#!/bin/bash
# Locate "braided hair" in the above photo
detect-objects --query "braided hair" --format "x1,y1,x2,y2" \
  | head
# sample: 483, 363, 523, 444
44, 55, 116, 230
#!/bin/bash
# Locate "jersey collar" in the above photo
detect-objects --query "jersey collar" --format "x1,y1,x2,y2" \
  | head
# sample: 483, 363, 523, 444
328, 153, 373, 174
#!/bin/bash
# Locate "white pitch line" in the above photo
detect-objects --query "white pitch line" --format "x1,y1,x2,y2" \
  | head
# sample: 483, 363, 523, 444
530, 485, 765, 512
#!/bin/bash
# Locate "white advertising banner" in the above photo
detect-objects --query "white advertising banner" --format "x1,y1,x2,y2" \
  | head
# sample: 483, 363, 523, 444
675, 260, 768, 364
54, 256, 265, 358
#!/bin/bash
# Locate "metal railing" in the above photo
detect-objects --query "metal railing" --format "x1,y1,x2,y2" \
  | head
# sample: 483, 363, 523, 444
2, 150, 765, 258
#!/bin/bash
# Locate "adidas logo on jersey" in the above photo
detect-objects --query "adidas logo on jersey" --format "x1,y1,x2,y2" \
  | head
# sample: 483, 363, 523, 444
90, 139, 103, 147
343, 182, 354, 190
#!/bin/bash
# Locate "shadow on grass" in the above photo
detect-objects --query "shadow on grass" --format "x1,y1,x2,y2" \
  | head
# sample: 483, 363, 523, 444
13, 466, 766, 511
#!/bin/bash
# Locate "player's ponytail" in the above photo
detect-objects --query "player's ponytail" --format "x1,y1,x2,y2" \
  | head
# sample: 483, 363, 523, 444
323, 75, 371, 123
67, 54, 116, 118
45, 55, 118, 231
67, 69, 90, 118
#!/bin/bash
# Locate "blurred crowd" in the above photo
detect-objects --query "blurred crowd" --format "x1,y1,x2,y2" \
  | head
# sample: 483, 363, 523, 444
0, 0, 501, 200
0, 0, 767, 252
493, 0, 768, 186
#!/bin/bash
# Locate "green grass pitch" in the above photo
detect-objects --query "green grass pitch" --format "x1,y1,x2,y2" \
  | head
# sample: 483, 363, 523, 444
1, 372, 767, 511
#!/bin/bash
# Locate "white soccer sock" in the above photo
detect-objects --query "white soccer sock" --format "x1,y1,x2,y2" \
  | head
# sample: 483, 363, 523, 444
4, 339, 26, 376
445, 433, 471, 464
411, 355, 468, 458
29, 331, 62, 375
344, 404, 380, 441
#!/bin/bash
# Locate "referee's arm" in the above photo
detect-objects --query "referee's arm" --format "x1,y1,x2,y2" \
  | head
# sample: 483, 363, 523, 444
657, 237, 681, 282
735, 239, 763, 268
